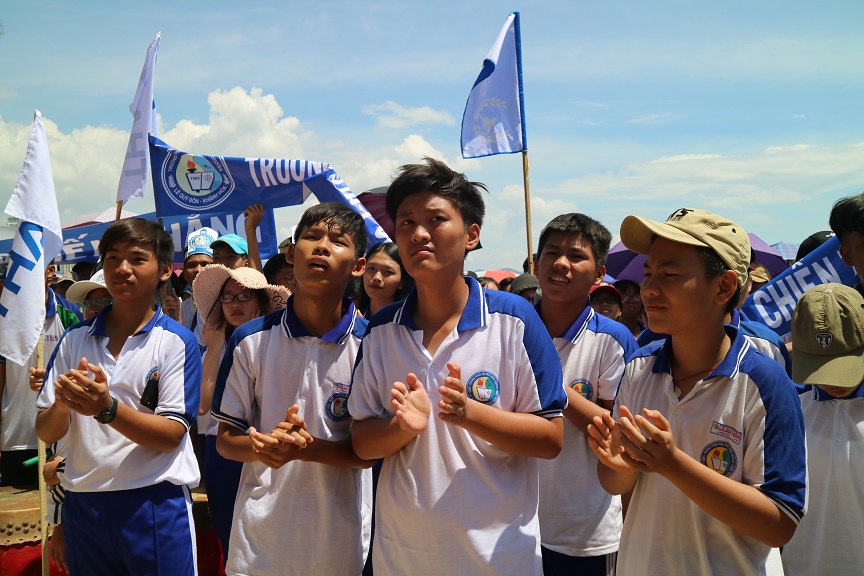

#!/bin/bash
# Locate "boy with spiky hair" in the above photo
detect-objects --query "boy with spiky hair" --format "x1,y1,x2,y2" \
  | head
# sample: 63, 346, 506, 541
349, 158, 566, 576
35, 218, 201, 576
534, 213, 636, 575
588, 208, 807, 575
213, 202, 373, 576
829, 192, 864, 295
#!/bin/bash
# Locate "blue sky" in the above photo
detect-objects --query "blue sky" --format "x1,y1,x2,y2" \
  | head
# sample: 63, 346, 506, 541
1, 1, 862, 271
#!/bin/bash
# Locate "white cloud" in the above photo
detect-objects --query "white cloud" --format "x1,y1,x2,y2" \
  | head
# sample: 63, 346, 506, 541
363, 101, 455, 129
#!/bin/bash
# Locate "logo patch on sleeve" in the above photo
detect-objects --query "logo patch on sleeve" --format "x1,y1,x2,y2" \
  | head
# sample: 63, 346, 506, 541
466, 371, 500, 404
701, 441, 737, 476
569, 378, 593, 400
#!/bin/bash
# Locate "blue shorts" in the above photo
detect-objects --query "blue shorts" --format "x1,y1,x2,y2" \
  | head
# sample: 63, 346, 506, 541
63, 482, 197, 576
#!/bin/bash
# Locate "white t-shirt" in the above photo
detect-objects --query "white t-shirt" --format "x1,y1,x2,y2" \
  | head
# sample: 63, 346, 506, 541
36, 306, 201, 491
348, 278, 567, 576
781, 386, 864, 576
211, 299, 372, 576
538, 304, 636, 557
613, 328, 807, 576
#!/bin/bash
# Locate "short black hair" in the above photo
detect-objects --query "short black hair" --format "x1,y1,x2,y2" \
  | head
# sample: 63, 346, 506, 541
294, 202, 368, 258
262, 254, 290, 285
99, 218, 174, 292
697, 246, 741, 316
613, 279, 641, 295
386, 157, 486, 228
829, 193, 864, 244
537, 213, 613, 267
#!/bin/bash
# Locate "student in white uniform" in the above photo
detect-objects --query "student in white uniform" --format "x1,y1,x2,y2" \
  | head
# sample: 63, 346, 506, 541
1, 260, 81, 486
782, 284, 864, 575
349, 158, 567, 576
35, 218, 201, 576
213, 203, 373, 576
534, 213, 636, 575
588, 208, 807, 576
194, 264, 288, 562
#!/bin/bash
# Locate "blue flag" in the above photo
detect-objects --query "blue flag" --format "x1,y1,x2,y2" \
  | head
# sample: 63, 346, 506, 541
0, 209, 279, 265
741, 236, 858, 340
461, 12, 526, 159
149, 136, 390, 250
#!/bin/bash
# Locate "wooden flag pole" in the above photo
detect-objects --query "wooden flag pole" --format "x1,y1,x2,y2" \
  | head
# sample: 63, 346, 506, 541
115, 200, 123, 222
36, 334, 49, 576
521, 150, 534, 275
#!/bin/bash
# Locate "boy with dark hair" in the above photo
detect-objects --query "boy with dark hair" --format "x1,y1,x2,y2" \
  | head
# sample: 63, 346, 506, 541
212, 202, 373, 576
781, 283, 864, 575
349, 158, 567, 575
589, 208, 807, 575
534, 213, 636, 575
829, 192, 864, 294
35, 218, 201, 576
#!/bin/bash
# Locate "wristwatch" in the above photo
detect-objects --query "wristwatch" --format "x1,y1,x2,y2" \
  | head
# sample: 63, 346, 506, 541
94, 396, 119, 424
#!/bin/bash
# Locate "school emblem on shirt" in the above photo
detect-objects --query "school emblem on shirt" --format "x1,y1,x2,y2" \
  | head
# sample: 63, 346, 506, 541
701, 441, 737, 477
466, 371, 499, 404
816, 332, 833, 349
569, 378, 593, 400
325, 383, 351, 422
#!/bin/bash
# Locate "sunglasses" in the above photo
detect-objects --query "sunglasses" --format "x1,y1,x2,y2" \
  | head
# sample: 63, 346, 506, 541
79, 297, 113, 312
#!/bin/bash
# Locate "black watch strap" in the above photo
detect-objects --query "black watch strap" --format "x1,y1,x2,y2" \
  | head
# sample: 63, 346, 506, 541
94, 396, 118, 424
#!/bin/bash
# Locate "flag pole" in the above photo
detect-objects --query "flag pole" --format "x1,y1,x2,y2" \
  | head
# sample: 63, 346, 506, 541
521, 151, 534, 274
36, 335, 49, 576
115, 200, 123, 222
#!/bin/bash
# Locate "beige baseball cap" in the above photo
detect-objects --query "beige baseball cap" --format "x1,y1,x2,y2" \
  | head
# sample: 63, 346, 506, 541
792, 283, 864, 387
620, 208, 751, 289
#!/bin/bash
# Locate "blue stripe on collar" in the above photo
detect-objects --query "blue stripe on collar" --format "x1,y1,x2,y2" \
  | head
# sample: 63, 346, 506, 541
395, 276, 487, 332
281, 295, 358, 343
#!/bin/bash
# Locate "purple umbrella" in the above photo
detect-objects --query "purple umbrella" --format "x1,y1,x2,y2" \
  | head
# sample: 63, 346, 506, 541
605, 234, 790, 282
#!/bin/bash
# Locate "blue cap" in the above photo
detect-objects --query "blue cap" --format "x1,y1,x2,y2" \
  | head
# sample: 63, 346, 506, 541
211, 233, 249, 256
186, 227, 218, 259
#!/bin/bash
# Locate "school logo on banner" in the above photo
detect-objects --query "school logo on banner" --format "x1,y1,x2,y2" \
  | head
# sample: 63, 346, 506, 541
326, 382, 351, 422
701, 441, 737, 477
569, 378, 593, 400
160, 151, 235, 211
466, 370, 499, 404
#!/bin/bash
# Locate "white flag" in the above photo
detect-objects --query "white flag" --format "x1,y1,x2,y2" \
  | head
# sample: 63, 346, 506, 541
461, 12, 526, 159
116, 32, 161, 204
0, 110, 64, 366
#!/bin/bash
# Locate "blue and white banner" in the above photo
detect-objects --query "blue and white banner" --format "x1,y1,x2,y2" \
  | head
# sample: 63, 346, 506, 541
461, 11, 527, 159
741, 236, 858, 341
0, 110, 64, 365
0, 209, 279, 265
116, 32, 161, 204
149, 136, 390, 250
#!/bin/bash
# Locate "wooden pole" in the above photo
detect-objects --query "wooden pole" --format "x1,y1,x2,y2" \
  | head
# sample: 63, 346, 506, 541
521, 150, 534, 275
36, 334, 49, 576
114, 200, 123, 222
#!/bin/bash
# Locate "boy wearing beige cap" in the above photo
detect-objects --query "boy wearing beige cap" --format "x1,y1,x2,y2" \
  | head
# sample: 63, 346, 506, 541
781, 283, 864, 576
588, 208, 807, 575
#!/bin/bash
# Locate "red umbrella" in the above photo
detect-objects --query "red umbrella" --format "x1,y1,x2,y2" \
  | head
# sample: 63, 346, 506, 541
478, 269, 517, 283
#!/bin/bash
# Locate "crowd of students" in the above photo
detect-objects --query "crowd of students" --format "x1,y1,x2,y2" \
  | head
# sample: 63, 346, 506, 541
0, 157, 862, 575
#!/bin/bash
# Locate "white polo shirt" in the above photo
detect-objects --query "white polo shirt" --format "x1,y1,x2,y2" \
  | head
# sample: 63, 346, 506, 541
538, 303, 636, 557
781, 385, 864, 576
613, 327, 807, 576
348, 277, 567, 576
2, 290, 81, 452
36, 306, 201, 491
211, 298, 372, 576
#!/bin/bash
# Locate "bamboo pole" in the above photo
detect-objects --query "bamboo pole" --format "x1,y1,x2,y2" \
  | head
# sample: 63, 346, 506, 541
36, 334, 49, 576
115, 200, 123, 222
521, 150, 534, 275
